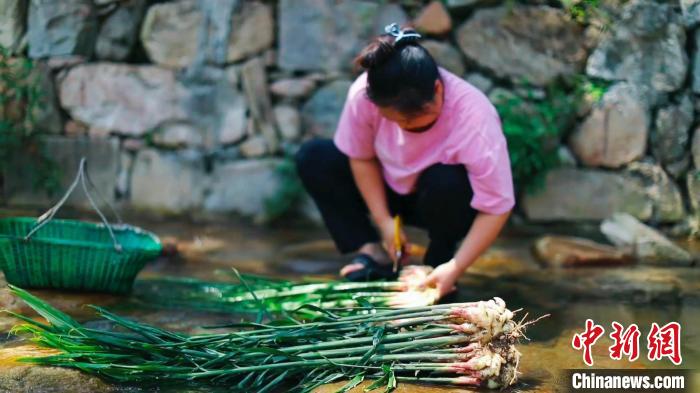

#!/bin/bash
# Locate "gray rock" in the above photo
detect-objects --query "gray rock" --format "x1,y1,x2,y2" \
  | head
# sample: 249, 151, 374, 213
692, 127, 700, 168
3, 136, 119, 209
421, 40, 465, 76
687, 170, 700, 213
270, 78, 317, 99
28, 0, 97, 58
456, 5, 586, 86
692, 30, 700, 93
586, 1, 687, 94
217, 87, 247, 146
58, 63, 188, 136
651, 93, 693, 168
568, 83, 649, 168
464, 72, 493, 93
522, 168, 652, 221
601, 213, 693, 265
278, 0, 382, 72
0, 0, 26, 52
626, 161, 685, 222
203, 159, 283, 219
139, 0, 200, 68
227, 1, 274, 63
239, 136, 267, 159
664, 154, 691, 179
557, 146, 577, 167
274, 104, 301, 141
116, 150, 132, 198
445, 0, 497, 9
95, 0, 146, 61
140, 0, 273, 68
241, 57, 278, 152
151, 122, 204, 149
374, 3, 408, 33
301, 79, 352, 138
32, 60, 63, 134
130, 149, 205, 213
681, 0, 700, 27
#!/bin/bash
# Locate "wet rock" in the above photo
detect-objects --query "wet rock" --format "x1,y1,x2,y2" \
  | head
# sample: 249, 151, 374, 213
0, 0, 26, 53
203, 159, 283, 219
278, 0, 382, 72
31, 60, 62, 134
568, 83, 649, 168
95, 0, 146, 61
522, 168, 652, 221
681, 0, 700, 27
692, 127, 700, 168
140, 0, 273, 68
692, 30, 700, 93
116, 150, 132, 198
421, 40, 465, 76
456, 5, 586, 85
59, 63, 188, 136
3, 136, 119, 209
241, 57, 278, 152
664, 154, 691, 180
274, 104, 301, 141
0, 358, 116, 393
151, 122, 204, 149
130, 149, 206, 213
651, 93, 693, 169
240, 135, 269, 158
586, 1, 687, 94
414, 1, 452, 36
464, 72, 493, 93
27, 0, 97, 58
626, 161, 685, 223
270, 78, 317, 99
601, 213, 693, 265
301, 79, 352, 138
533, 235, 632, 267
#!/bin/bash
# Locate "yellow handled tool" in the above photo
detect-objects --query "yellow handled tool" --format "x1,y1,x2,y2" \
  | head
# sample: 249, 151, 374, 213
393, 215, 402, 272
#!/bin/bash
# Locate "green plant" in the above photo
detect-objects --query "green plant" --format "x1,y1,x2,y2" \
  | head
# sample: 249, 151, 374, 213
135, 268, 439, 319
7, 285, 529, 392
494, 77, 603, 192
263, 153, 305, 222
0, 46, 60, 195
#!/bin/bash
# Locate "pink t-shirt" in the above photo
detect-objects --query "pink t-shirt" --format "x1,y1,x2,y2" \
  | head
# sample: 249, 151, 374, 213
333, 68, 515, 215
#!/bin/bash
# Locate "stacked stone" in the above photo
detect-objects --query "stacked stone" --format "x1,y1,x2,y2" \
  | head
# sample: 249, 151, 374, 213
0, 0, 697, 230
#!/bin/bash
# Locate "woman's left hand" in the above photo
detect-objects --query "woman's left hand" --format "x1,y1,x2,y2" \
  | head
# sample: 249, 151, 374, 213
420, 258, 460, 299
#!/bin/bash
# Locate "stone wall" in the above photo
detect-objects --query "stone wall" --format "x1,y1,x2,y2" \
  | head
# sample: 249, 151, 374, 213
1, 0, 699, 228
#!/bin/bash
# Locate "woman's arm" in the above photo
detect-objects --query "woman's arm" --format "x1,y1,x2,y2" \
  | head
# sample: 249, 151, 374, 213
421, 210, 511, 297
350, 158, 404, 257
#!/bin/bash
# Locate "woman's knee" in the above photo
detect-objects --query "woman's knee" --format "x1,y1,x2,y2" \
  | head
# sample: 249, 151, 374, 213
416, 164, 472, 203
295, 138, 346, 184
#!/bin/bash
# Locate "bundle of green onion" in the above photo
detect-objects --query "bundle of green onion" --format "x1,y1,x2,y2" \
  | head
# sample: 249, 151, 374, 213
6, 285, 535, 392
134, 267, 440, 317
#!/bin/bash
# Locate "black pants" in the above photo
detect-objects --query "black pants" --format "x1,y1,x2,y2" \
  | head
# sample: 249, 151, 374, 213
295, 139, 478, 267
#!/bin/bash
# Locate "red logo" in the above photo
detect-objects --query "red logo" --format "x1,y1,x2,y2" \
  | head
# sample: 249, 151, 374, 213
572, 320, 682, 366
572, 319, 605, 366
647, 322, 682, 365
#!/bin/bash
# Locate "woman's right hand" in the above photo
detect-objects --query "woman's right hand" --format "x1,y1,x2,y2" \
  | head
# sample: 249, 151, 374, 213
377, 216, 409, 264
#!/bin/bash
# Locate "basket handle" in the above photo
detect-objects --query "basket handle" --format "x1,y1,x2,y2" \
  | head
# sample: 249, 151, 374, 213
24, 157, 124, 252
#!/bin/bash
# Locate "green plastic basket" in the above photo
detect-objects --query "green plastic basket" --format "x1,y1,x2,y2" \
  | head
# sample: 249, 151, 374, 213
0, 158, 162, 294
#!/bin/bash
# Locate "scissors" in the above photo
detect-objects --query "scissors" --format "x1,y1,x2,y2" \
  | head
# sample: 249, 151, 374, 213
393, 215, 403, 273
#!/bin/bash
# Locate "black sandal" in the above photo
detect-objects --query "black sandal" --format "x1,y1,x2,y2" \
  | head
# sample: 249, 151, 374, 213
342, 254, 399, 282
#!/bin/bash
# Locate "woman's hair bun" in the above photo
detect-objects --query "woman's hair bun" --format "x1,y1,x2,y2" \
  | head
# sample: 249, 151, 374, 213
354, 23, 422, 70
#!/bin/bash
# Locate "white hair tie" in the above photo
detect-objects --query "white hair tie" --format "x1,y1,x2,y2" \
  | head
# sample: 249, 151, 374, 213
384, 23, 421, 43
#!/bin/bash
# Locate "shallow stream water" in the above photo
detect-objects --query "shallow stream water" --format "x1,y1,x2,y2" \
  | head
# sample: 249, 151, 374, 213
0, 212, 698, 392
